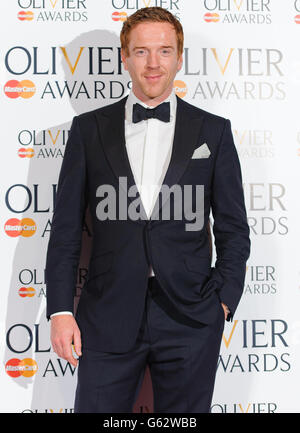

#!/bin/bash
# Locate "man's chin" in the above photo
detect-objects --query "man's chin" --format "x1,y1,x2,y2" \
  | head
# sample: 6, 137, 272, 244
142, 86, 170, 101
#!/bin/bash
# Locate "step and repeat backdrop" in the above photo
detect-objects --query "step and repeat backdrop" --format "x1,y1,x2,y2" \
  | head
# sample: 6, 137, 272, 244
1, 0, 300, 414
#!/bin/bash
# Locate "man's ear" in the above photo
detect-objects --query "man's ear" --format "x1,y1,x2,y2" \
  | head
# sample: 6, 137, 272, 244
121, 49, 128, 71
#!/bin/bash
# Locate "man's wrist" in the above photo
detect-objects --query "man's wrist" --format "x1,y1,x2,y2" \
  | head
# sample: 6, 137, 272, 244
50, 311, 73, 319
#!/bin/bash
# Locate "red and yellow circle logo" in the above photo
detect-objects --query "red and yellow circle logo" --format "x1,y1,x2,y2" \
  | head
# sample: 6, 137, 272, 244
173, 80, 187, 98
204, 13, 220, 23
4, 80, 36, 99
5, 358, 38, 378
4, 218, 36, 238
18, 287, 36, 298
112, 11, 127, 22
18, 148, 35, 158
18, 11, 34, 21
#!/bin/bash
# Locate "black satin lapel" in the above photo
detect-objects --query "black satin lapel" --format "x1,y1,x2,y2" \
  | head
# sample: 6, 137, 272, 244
150, 97, 204, 221
95, 97, 148, 222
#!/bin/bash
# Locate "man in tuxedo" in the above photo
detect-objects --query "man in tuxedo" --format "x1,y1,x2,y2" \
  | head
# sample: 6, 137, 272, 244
46, 7, 250, 413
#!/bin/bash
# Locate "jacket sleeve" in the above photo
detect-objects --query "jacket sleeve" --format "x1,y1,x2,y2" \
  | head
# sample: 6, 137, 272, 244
45, 116, 87, 319
211, 119, 250, 320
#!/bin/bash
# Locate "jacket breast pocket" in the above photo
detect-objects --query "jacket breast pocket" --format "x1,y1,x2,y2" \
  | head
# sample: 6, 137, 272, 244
86, 251, 114, 296
188, 158, 211, 169
183, 159, 211, 185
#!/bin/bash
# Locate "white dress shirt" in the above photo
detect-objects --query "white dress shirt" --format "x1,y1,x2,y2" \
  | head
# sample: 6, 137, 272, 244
51, 89, 177, 318
125, 89, 177, 276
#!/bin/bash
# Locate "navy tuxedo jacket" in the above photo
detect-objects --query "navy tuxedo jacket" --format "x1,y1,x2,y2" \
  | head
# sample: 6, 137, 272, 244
46, 95, 250, 353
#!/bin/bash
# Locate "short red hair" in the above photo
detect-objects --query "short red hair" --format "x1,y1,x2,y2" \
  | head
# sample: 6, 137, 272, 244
120, 7, 184, 57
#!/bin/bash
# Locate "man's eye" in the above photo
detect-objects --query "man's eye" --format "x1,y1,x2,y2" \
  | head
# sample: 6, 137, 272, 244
136, 50, 146, 56
161, 49, 171, 55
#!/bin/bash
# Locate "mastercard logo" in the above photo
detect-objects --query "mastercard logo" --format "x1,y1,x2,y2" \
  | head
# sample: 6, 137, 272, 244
5, 358, 38, 378
4, 218, 37, 238
112, 11, 127, 22
295, 15, 300, 24
18, 148, 35, 158
173, 80, 187, 98
204, 13, 220, 23
4, 80, 36, 99
18, 11, 34, 21
18, 287, 36, 298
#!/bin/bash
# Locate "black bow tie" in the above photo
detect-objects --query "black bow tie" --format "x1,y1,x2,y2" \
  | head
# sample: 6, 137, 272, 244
132, 102, 170, 123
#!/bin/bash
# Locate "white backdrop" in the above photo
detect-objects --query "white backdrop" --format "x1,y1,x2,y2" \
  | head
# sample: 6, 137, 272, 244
1, 0, 300, 413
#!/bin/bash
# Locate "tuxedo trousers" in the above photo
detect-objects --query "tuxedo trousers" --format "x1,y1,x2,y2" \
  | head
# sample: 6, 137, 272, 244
74, 276, 225, 413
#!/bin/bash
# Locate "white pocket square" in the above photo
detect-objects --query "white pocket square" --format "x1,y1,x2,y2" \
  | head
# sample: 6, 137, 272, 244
191, 143, 211, 159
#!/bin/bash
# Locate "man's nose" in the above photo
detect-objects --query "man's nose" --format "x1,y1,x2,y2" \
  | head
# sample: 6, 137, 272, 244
146, 51, 160, 68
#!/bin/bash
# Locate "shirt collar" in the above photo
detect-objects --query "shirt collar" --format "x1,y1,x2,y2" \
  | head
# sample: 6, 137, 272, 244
125, 89, 177, 123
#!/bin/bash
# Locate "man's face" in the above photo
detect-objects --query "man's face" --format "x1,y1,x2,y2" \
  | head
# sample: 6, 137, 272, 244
121, 21, 183, 106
